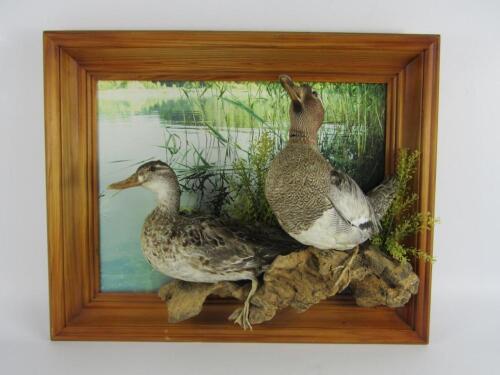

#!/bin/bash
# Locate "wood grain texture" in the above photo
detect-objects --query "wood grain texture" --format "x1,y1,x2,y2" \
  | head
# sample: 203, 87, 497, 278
44, 33, 65, 338
63, 47, 415, 76
59, 51, 83, 322
43, 31, 440, 344
87, 75, 100, 303
44, 31, 438, 50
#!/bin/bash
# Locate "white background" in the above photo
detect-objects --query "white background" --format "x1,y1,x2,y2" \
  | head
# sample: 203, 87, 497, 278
1, 0, 499, 374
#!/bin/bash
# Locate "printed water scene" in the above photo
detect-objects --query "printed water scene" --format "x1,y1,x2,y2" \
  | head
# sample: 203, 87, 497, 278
98, 80, 387, 292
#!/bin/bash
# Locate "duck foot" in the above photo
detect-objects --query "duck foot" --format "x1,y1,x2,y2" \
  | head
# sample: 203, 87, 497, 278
229, 304, 252, 330
228, 277, 258, 330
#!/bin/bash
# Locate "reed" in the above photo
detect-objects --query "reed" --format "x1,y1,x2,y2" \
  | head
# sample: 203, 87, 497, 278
99, 80, 386, 222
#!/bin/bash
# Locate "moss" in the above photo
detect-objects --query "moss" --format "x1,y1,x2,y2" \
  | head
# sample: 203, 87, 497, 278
225, 133, 278, 226
371, 149, 437, 263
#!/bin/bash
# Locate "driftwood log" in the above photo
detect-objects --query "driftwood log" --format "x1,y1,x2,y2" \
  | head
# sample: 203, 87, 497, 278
158, 246, 419, 327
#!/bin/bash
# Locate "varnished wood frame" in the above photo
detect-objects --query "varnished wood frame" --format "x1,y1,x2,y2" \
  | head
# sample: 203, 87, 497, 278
44, 31, 439, 343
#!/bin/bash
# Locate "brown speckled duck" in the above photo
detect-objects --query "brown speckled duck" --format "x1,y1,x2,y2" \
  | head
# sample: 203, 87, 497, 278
265, 75, 395, 251
108, 160, 296, 329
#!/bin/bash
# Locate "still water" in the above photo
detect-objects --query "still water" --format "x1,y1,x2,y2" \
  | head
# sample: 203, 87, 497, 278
98, 101, 263, 291
99, 115, 257, 292
99, 114, 170, 292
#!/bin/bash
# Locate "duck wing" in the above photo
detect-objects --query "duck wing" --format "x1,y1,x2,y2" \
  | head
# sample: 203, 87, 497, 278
328, 169, 379, 232
181, 217, 263, 276
221, 220, 304, 258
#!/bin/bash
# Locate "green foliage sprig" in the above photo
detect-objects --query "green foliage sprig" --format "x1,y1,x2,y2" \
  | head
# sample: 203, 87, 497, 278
226, 133, 278, 226
371, 149, 437, 263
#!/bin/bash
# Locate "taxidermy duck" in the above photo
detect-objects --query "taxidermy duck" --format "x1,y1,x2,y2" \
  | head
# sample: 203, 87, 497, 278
265, 75, 395, 251
108, 160, 297, 330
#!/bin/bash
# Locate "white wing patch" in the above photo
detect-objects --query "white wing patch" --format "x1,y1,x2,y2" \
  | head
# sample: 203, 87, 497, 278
351, 217, 371, 227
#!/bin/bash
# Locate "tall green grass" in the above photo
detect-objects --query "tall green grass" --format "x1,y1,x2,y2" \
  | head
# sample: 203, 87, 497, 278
99, 80, 386, 223
227, 133, 277, 226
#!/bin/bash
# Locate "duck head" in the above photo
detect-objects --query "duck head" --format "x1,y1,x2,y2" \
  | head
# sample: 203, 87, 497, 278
108, 160, 180, 212
279, 75, 324, 144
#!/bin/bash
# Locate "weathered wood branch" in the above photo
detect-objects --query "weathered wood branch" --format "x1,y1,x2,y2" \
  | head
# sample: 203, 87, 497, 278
158, 246, 419, 327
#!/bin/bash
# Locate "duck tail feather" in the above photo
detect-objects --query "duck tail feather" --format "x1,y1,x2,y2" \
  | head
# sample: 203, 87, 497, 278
367, 176, 397, 221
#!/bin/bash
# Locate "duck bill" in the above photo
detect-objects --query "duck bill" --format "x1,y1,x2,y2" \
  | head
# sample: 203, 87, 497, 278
279, 74, 301, 104
107, 173, 141, 190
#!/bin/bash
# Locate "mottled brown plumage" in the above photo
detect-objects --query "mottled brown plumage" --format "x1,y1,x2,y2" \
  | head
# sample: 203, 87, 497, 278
108, 160, 297, 329
266, 75, 393, 251
141, 208, 279, 283
266, 143, 332, 234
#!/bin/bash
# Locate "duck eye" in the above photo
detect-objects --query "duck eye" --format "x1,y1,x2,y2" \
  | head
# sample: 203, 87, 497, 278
312, 91, 318, 97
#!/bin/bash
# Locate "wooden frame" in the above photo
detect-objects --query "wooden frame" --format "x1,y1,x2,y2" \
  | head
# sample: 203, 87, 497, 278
44, 31, 439, 343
